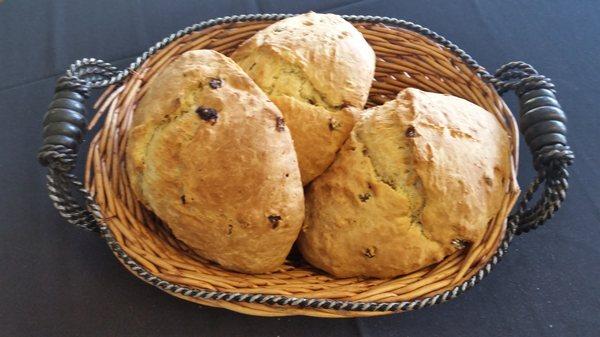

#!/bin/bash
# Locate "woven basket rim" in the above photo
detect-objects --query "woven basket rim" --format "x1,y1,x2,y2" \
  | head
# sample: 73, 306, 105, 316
81, 13, 521, 317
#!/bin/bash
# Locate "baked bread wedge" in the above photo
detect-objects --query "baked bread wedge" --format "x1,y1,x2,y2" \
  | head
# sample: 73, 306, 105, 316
299, 88, 512, 278
232, 12, 376, 184
126, 50, 305, 274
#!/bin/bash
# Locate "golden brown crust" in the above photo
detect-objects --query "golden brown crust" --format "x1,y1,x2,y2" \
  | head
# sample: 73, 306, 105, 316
126, 50, 305, 274
298, 88, 512, 278
269, 95, 359, 186
231, 12, 375, 184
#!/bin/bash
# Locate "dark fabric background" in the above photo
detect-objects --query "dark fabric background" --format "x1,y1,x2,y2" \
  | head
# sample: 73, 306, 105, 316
1, 1, 599, 336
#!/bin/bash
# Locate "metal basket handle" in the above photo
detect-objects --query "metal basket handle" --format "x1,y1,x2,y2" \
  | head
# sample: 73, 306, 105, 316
492, 61, 574, 234
37, 60, 121, 231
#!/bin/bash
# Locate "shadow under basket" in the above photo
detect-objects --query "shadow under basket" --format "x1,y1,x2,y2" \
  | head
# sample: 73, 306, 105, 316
38, 14, 573, 317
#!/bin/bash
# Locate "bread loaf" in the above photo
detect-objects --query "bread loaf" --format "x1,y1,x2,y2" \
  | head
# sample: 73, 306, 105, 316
126, 50, 305, 274
231, 12, 376, 184
298, 88, 512, 278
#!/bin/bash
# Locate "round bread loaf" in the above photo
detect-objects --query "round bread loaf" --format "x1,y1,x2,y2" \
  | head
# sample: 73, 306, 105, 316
298, 88, 512, 278
231, 12, 376, 185
126, 50, 305, 274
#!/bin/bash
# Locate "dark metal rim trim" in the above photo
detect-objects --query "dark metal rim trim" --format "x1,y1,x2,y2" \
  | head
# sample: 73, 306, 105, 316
42, 13, 569, 313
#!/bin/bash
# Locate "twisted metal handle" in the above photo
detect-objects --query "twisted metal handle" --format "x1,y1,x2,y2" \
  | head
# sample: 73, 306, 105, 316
37, 60, 120, 231
493, 62, 574, 234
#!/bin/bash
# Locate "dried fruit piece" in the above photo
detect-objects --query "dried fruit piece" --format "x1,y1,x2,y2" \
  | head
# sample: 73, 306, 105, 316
196, 106, 218, 124
209, 78, 223, 89
405, 125, 417, 138
268, 214, 282, 228
275, 117, 286, 131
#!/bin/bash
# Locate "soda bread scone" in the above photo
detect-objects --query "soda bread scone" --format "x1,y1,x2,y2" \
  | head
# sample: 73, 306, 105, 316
231, 12, 376, 185
126, 50, 305, 274
298, 88, 512, 278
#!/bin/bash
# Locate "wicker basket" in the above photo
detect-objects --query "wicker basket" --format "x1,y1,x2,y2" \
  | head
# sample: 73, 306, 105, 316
38, 14, 573, 317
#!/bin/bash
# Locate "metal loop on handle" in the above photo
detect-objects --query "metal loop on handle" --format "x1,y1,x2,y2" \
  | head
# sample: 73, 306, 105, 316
67, 58, 120, 88
46, 169, 100, 232
494, 61, 574, 234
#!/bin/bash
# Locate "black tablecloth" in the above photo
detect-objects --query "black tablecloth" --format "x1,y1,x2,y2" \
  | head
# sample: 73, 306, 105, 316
1, 1, 599, 336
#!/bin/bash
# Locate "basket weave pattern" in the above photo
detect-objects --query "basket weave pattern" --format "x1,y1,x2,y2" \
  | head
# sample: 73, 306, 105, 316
83, 20, 520, 317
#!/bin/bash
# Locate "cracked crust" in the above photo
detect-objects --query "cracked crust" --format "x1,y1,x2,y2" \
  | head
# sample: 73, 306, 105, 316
231, 12, 375, 184
298, 88, 512, 278
125, 50, 305, 274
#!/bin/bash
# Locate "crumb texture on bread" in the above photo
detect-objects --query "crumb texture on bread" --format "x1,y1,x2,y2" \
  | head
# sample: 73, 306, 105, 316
126, 50, 305, 274
232, 12, 375, 184
299, 88, 511, 278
